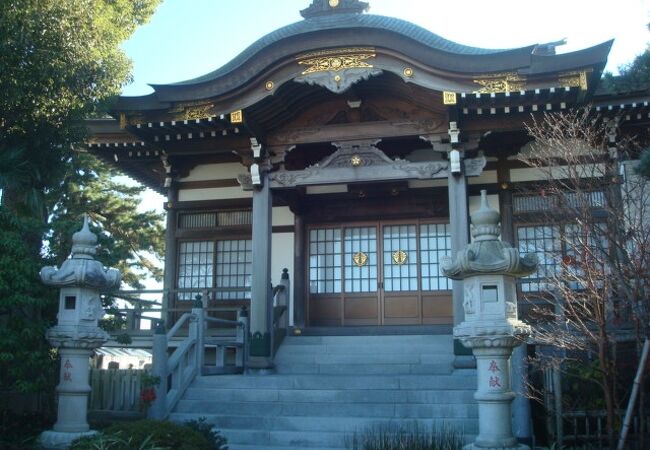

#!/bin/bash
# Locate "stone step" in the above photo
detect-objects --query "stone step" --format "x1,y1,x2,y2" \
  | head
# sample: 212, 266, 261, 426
274, 362, 454, 375
281, 335, 454, 345
274, 352, 450, 365
174, 399, 477, 419
182, 387, 475, 404
191, 374, 476, 390
170, 413, 479, 434
217, 429, 349, 448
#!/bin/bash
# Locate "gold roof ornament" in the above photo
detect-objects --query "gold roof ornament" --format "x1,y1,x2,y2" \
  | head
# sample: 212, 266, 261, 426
443, 92, 457, 105
230, 110, 243, 124
297, 47, 376, 75
473, 72, 526, 94
558, 70, 589, 91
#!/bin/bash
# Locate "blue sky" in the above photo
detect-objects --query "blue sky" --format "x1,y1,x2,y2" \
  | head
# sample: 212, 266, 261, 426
122, 0, 649, 97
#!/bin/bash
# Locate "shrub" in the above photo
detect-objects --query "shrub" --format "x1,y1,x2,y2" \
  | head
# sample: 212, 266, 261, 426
345, 421, 464, 450
70, 419, 226, 450
184, 417, 228, 450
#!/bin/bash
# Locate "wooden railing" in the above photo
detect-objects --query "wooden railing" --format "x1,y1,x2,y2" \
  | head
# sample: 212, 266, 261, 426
88, 369, 146, 417
147, 299, 249, 420
95, 269, 290, 419
562, 410, 650, 450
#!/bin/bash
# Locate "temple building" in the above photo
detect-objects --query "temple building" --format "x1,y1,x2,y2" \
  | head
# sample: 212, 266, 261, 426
86, 1, 649, 447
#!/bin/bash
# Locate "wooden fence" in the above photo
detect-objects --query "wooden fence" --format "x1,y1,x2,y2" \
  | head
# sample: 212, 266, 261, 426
88, 368, 146, 417
563, 410, 650, 450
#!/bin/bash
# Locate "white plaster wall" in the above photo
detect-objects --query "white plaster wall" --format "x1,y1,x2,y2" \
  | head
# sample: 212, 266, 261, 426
272, 207, 294, 226
272, 232, 295, 326
510, 164, 607, 183
180, 163, 247, 182
408, 179, 447, 188
468, 170, 497, 185
178, 187, 252, 201
306, 185, 348, 194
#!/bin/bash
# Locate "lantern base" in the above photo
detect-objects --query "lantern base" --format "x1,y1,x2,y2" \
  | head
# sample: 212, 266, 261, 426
38, 430, 98, 450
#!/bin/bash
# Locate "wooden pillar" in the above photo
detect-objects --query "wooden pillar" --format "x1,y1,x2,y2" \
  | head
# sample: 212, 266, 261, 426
163, 184, 178, 326
448, 164, 473, 367
249, 173, 273, 369
447, 117, 473, 367
293, 213, 306, 329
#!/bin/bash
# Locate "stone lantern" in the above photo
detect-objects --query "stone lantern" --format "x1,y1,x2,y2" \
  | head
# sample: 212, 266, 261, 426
442, 191, 537, 450
38, 215, 121, 449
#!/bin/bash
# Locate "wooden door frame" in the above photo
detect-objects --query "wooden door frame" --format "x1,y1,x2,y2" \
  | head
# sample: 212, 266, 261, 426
305, 217, 452, 327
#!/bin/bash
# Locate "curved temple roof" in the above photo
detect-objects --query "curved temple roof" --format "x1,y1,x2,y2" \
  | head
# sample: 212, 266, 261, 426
116, 0, 612, 111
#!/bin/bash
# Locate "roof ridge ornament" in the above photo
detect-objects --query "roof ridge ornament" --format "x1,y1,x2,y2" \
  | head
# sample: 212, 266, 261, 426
300, 0, 369, 19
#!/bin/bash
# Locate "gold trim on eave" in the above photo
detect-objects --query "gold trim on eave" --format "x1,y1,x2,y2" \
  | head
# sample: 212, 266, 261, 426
473, 72, 526, 94
443, 92, 457, 105
558, 70, 589, 91
230, 110, 243, 124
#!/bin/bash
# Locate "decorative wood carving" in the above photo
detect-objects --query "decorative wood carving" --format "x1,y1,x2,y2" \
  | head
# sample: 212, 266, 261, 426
268, 140, 487, 189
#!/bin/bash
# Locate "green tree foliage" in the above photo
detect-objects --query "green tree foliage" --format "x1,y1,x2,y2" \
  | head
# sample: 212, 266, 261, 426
0, 0, 162, 401
601, 23, 650, 178
1, 0, 160, 216
47, 152, 165, 289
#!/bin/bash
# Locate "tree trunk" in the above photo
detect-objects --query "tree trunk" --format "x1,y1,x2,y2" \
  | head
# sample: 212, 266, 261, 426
599, 339, 617, 450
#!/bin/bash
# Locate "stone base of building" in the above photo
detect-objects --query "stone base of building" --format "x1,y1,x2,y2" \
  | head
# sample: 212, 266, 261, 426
38, 430, 98, 449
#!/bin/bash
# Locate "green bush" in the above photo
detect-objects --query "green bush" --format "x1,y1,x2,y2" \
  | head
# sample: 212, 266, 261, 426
345, 422, 464, 450
184, 417, 228, 450
70, 419, 227, 450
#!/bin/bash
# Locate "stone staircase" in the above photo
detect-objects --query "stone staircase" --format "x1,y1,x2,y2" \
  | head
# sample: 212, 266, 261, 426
170, 334, 478, 450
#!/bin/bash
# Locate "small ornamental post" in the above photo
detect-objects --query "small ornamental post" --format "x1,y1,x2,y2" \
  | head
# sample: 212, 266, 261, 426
442, 191, 537, 450
38, 216, 121, 449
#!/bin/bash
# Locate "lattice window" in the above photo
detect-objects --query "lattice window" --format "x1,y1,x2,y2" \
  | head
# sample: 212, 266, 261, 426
178, 210, 252, 229
517, 225, 561, 292
215, 240, 252, 300
383, 225, 418, 292
177, 241, 214, 300
344, 227, 378, 293
419, 223, 451, 291
308, 228, 342, 294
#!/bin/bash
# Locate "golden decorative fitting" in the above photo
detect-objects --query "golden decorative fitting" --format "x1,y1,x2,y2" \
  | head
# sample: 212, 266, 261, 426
265, 81, 274, 91
230, 110, 243, 124
127, 114, 146, 126
119, 113, 127, 129
443, 91, 457, 105
183, 103, 215, 121
350, 155, 362, 166
392, 250, 408, 265
334, 75, 342, 83
558, 70, 589, 91
403, 67, 414, 78
473, 72, 526, 94
297, 47, 376, 75
329, 0, 339, 6
353, 251, 368, 267
168, 102, 215, 121
500, 182, 510, 190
